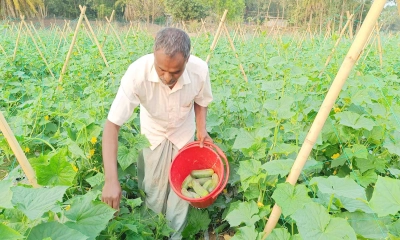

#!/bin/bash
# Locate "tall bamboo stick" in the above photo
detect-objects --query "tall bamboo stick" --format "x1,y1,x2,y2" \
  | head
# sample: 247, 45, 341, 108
375, 21, 383, 68
318, 13, 354, 77
262, 0, 387, 238
58, 6, 86, 83
0, 112, 39, 188
21, 17, 55, 78
100, 10, 115, 49
223, 24, 248, 82
105, 16, 125, 51
206, 9, 228, 63
82, 6, 109, 67
13, 21, 23, 60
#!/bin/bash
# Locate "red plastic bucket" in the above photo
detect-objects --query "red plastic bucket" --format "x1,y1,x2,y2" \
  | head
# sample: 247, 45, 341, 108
169, 141, 229, 208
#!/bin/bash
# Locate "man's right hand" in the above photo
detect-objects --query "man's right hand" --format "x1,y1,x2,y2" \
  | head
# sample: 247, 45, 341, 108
102, 180, 122, 210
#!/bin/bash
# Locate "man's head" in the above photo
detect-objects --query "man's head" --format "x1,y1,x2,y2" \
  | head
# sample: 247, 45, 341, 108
153, 28, 191, 88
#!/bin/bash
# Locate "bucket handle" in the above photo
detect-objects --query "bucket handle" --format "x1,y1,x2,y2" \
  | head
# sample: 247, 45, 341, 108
180, 141, 230, 194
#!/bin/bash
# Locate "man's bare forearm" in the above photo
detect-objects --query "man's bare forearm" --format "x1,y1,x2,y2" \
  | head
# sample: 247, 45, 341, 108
194, 102, 207, 130
102, 120, 120, 182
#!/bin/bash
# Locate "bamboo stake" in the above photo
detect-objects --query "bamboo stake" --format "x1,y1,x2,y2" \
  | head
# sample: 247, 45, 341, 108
30, 21, 46, 51
346, 11, 354, 39
206, 9, 228, 63
0, 43, 10, 60
58, 6, 86, 83
318, 13, 354, 77
262, 0, 387, 237
100, 10, 115, 49
0, 112, 39, 188
223, 24, 248, 82
397, 0, 400, 16
105, 16, 125, 51
81, 6, 109, 67
125, 21, 133, 40
375, 21, 383, 68
13, 21, 23, 60
21, 17, 55, 78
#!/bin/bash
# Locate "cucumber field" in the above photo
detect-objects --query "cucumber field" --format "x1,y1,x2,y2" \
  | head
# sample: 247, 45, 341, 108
1, 7, 400, 240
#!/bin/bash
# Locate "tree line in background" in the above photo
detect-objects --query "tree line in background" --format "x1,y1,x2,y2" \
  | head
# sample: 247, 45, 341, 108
0, 0, 399, 30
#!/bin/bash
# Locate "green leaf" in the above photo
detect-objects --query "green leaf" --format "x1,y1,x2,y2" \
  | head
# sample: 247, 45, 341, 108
291, 202, 356, 240
237, 159, 262, 181
237, 159, 264, 191
383, 136, 400, 156
389, 219, 400, 237
225, 201, 260, 227
126, 198, 143, 209
310, 176, 372, 213
388, 168, 400, 178
182, 208, 210, 238
27, 222, 88, 240
350, 169, 377, 187
268, 143, 299, 156
272, 183, 313, 217
370, 176, 400, 217
0, 180, 13, 208
85, 172, 104, 187
0, 223, 24, 240
231, 226, 260, 240
118, 144, 138, 170
233, 129, 256, 149
65, 196, 116, 240
36, 151, 77, 186
67, 140, 86, 159
11, 186, 68, 220
337, 212, 389, 239
335, 111, 376, 131
266, 228, 291, 240
133, 134, 151, 149
262, 159, 294, 177
343, 144, 368, 159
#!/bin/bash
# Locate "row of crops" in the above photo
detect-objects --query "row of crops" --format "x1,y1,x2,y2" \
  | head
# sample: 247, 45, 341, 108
1, 20, 400, 239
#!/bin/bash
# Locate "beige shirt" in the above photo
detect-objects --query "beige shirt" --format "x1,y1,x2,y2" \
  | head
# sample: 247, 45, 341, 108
107, 54, 213, 150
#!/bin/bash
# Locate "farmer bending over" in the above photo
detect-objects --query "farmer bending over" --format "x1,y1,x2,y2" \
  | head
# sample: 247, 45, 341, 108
101, 27, 213, 239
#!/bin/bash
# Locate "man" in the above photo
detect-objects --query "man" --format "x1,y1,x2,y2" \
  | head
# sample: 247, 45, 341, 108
101, 27, 213, 239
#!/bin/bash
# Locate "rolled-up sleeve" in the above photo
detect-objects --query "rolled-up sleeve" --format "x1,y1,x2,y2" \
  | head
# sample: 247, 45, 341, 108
194, 70, 213, 107
107, 65, 140, 126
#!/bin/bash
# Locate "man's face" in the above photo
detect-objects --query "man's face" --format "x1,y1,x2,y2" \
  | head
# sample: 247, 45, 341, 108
154, 49, 187, 88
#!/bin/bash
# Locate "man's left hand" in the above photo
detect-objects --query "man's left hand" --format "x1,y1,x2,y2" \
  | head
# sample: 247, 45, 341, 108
197, 128, 213, 148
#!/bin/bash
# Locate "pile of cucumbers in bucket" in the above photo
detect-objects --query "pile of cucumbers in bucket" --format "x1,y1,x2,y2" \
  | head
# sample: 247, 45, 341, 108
181, 169, 219, 199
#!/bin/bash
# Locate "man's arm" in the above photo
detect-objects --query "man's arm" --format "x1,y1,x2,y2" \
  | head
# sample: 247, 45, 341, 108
101, 120, 122, 209
194, 102, 213, 147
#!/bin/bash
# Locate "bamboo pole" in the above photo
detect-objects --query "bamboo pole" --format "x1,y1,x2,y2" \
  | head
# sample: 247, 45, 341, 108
30, 21, 46, 50
206, 9, 228, 63
346, 11, 354, 39
223, 24, 248, 82
13, 21, 23, 60
21, 17, 55, 78
58, 6, 86, 83
105, 15, 125, 51
125, 21, 133, 40
0, 112, 39, 188
81, 5, 109, 67
262, 0, 387, 238
397, 0, 400, 16
318, 13, 354, 77
375, 21, 383, 68
0, 43, 10, 60
100, 10, 115, 49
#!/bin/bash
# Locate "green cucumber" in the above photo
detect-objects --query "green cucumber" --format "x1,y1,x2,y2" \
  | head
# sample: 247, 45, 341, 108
188, 190, 201, 199
207, 173, 219, 192
181, 174, 193, 189
191, 179, 209, 197
181, 188, 193, 198
191, 169, 214, 178
196, 177, 211, 185
202, 179, 213, 190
